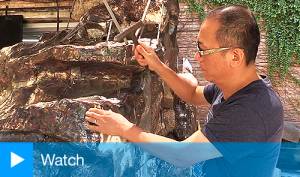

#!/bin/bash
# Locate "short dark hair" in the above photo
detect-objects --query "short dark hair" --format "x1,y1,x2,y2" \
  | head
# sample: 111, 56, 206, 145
207, 5, 260, 65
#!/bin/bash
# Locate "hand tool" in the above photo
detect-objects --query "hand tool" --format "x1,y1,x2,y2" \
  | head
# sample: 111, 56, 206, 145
114, 20, 144, 45
113, 0, 151, 45
102, 0, 127, 43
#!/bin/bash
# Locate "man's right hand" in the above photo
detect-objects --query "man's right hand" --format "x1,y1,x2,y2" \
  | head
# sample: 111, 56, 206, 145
134, 43, 208, 107
134, 43, 163, 72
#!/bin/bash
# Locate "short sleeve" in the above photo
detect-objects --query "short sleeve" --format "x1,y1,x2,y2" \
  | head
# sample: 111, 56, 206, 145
203, 84, 219, 104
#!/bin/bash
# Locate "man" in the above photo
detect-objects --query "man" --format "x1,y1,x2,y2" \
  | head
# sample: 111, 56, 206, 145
85, 5, 283, 177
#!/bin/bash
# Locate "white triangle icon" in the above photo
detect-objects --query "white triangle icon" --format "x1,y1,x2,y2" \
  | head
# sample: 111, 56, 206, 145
10, 152, 24, 168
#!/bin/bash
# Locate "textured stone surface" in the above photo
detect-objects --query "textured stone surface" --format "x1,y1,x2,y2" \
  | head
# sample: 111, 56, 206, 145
172, 96, 196, 140
72, 0, 163, 23
1, 96, 140, 142
0, 1, 197, 177
0, 0, 180, 142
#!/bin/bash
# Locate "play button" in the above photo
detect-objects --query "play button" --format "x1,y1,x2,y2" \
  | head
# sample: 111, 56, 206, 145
10, 152, 24, 168
0, 143, 33, 176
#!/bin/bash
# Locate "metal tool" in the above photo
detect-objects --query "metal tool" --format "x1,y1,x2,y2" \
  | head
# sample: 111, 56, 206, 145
102, 0, 127, 43
106, 19, 113, 43
114, 20, 144, 45
113, 0, 151, 45
137, 0, 152, 39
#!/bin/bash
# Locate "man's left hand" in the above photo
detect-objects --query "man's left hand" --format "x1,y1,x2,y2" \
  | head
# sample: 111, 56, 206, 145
85, 108, 134, 136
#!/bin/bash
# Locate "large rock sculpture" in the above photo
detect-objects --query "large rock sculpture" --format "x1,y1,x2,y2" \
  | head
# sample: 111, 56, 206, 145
0, 0, 181, 142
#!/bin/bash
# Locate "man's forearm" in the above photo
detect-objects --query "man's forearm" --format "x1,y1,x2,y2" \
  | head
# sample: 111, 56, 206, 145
155, 63, 197, 104
121, 124, 221, 167
122, 124, 209, 143
122, 123, 177, 143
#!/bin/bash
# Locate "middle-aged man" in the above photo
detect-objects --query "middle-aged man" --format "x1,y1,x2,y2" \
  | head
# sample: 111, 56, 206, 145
85, 5, 283, 177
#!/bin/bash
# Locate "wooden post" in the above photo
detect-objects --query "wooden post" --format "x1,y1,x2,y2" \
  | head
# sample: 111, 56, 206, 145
56, 0, 59, 31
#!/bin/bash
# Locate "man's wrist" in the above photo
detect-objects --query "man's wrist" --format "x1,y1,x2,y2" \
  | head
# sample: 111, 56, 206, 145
121, 122, 138, 140
154, 62, 167, 76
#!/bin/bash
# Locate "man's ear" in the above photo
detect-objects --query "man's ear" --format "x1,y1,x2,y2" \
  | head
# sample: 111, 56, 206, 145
230, 48, 245, 67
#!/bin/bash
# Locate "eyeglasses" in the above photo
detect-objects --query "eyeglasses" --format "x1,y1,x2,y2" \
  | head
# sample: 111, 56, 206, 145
197, 41, 230, 57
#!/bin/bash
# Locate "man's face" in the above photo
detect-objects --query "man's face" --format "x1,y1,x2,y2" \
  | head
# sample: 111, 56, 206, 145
195, 18, 231, 83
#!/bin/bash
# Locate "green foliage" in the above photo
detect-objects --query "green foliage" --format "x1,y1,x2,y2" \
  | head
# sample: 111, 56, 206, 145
185, 0, 300, 77
185, 0, 206, 20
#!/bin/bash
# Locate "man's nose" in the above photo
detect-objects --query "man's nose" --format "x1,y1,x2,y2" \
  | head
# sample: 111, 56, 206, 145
194, 52, 203, 63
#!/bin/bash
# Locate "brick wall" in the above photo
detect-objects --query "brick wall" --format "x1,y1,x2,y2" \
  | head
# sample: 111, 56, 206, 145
176, 3, 208, 125
177, 3, 204, 83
